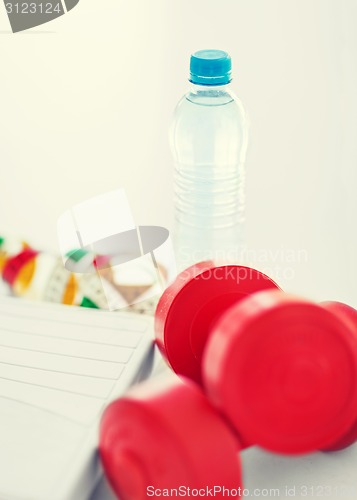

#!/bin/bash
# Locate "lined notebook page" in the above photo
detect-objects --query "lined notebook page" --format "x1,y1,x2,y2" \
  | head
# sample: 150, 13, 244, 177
0, 297, 153, 425
0, 296, 154, 500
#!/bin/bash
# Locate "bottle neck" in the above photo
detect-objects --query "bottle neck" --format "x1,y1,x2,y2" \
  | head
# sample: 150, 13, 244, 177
189, 82, 232, 95
186, 82, 235, 106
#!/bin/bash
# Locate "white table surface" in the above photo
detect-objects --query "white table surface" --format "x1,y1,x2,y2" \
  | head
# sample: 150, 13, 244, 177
91, 444, 357, 500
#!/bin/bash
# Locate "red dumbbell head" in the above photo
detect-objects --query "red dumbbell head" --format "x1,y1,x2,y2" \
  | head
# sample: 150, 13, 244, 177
155, 261, 280, 384
320, 301, 357, 451
100, 376, 242, 500
203, 290, 357, 454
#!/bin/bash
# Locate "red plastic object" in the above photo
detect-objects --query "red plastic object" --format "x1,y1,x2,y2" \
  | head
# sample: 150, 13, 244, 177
320, 301, 357, 451
100, 377, 242, 500
155, 261, 280, 384
2, 248, 38, 286
203, 290, 357, 454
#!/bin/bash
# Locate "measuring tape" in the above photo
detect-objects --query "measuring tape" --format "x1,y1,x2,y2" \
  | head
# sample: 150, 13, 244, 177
0, 236, 160, 314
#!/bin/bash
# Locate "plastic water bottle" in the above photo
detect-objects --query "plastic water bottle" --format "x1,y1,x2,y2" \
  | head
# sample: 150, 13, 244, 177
171, 50, 248, 269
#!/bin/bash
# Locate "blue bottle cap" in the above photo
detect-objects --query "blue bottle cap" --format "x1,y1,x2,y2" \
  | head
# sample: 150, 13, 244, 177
190, 49, 232, 86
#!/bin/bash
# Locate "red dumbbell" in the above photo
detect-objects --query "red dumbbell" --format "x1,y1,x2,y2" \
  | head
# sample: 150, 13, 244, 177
155, 262, 357, 454
100, 376, 242, 500
155, 261, 280, 384
318, 301, 357, 452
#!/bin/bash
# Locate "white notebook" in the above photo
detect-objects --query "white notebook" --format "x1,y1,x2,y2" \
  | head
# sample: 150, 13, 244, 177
0, 296, 155, 500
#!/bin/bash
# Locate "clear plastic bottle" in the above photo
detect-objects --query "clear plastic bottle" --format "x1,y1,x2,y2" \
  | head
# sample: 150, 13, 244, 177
170, 50, 248, 269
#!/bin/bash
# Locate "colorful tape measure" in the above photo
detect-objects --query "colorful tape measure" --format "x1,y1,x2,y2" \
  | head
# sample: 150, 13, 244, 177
0, 236, 160, 314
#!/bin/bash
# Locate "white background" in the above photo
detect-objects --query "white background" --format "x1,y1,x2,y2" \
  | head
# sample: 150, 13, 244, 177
1, 1, 357, 499
0, 0, 357, 303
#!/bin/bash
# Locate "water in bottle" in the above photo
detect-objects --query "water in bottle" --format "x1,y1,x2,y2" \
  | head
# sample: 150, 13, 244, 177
171, 49, 248, 269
